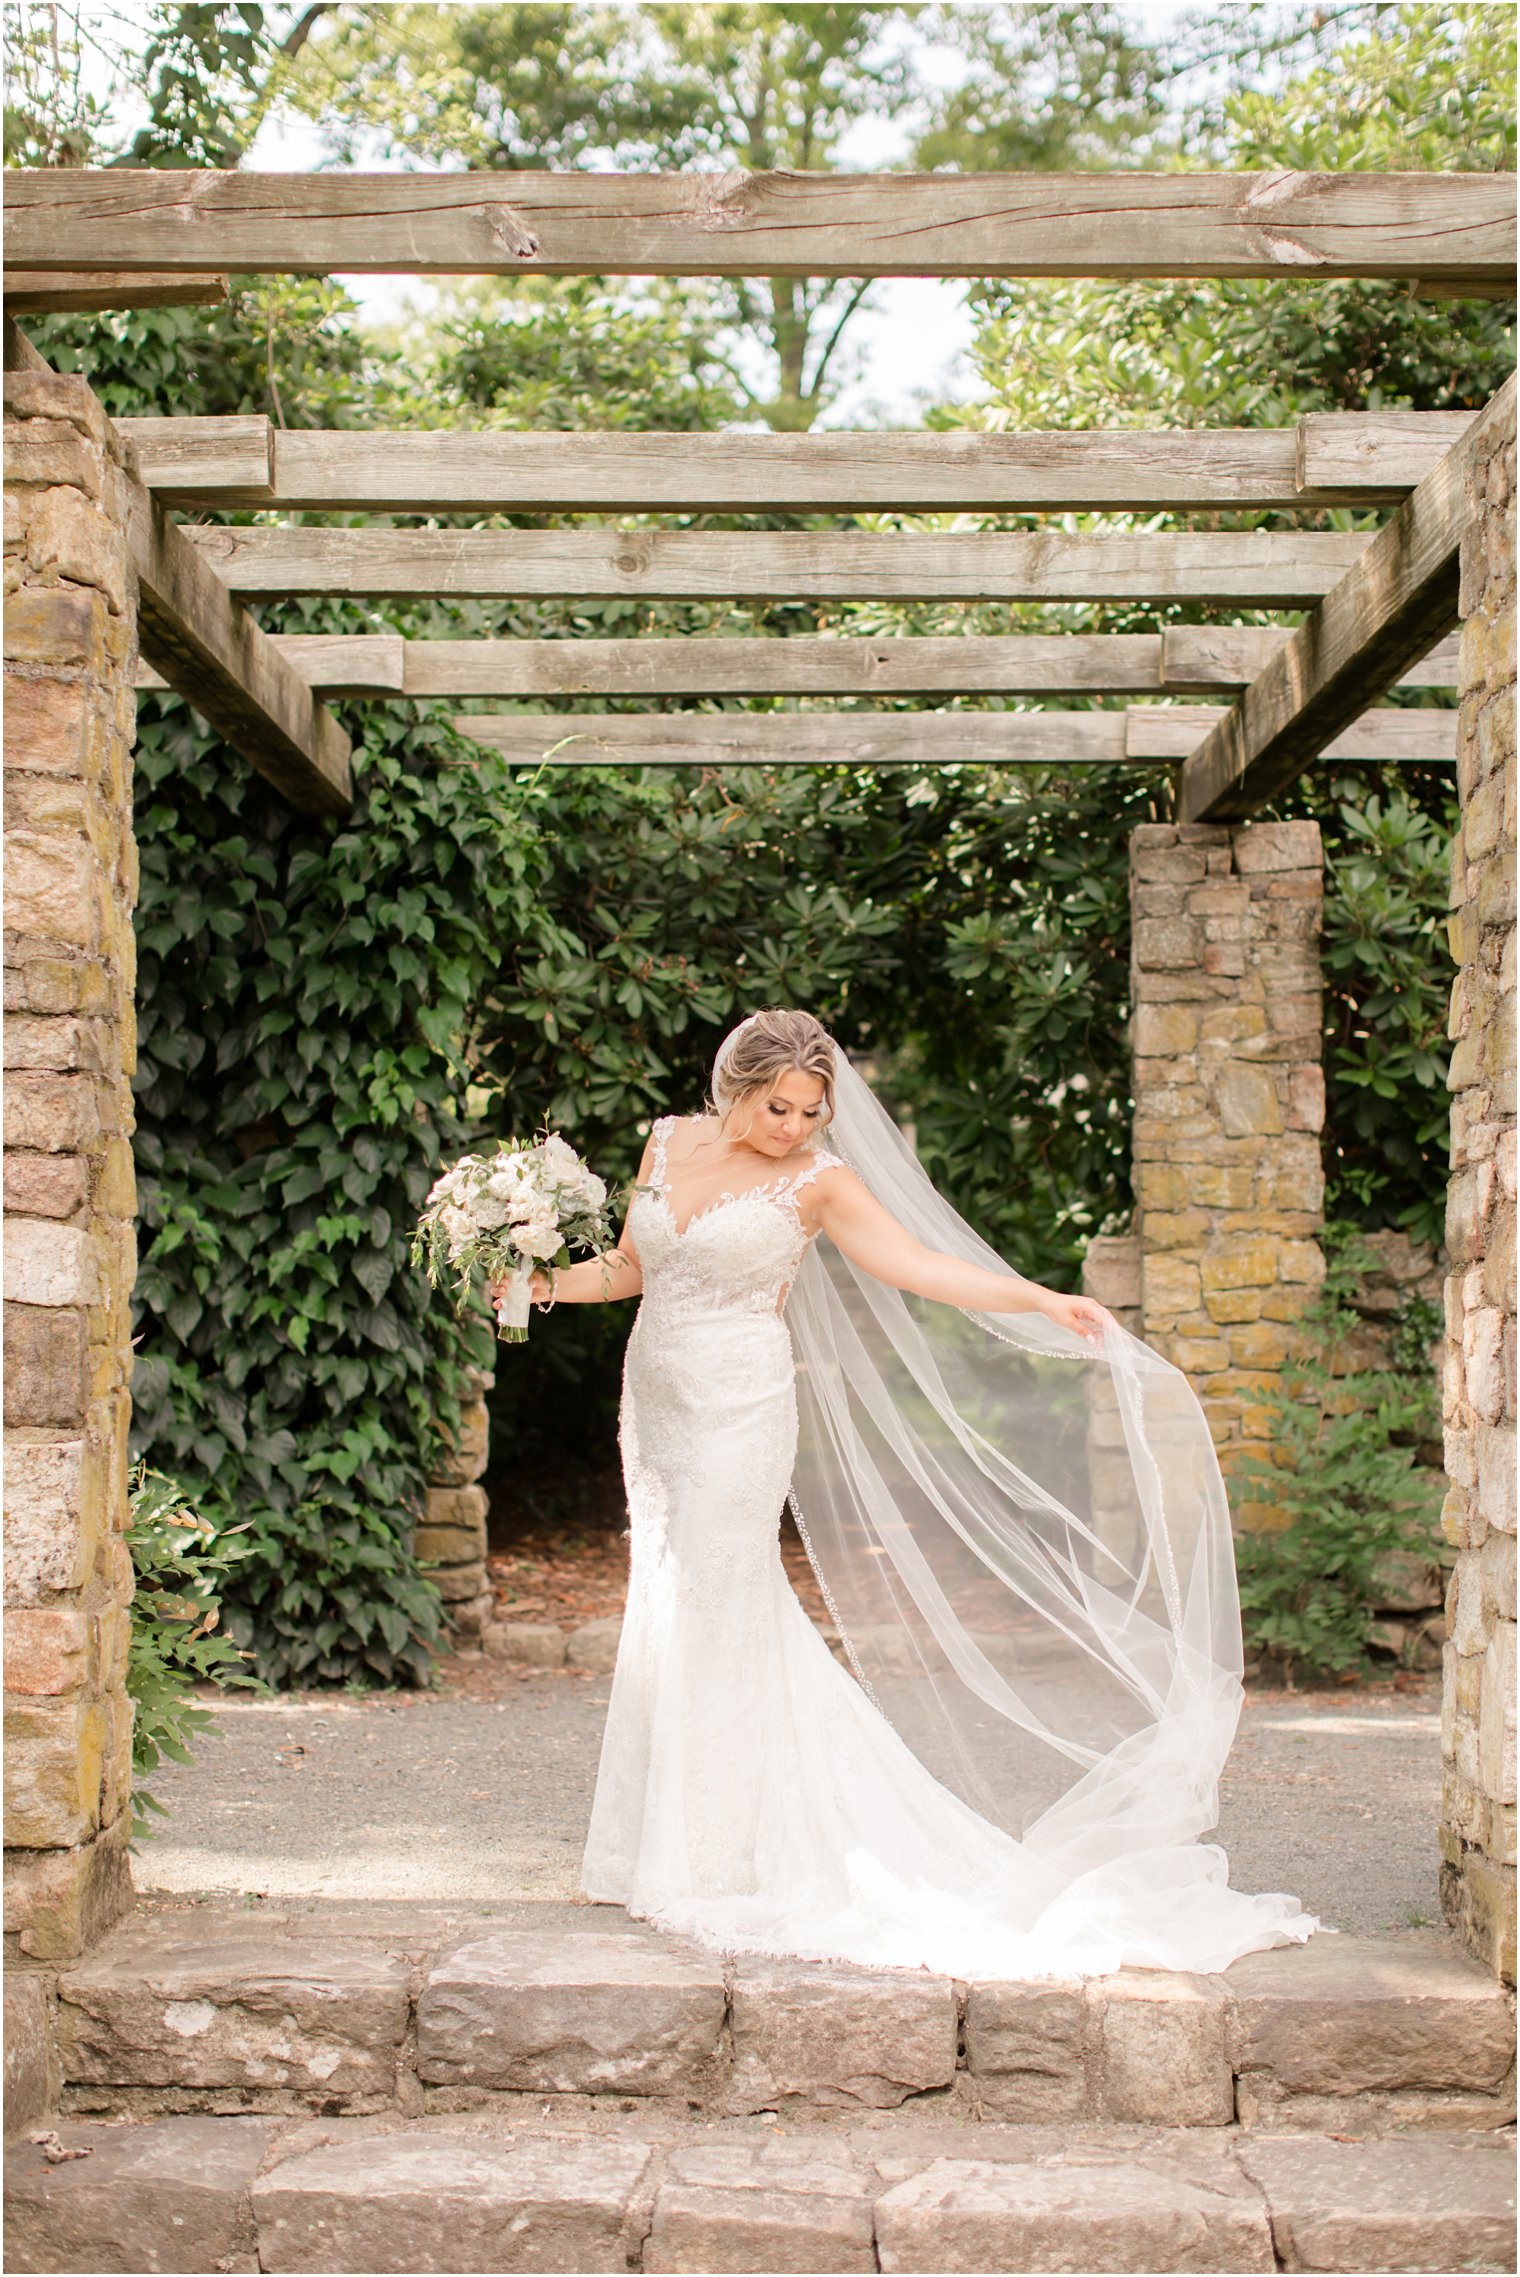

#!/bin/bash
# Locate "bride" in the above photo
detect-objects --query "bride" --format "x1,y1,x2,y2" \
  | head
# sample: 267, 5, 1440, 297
498, 1007, 1320, 1980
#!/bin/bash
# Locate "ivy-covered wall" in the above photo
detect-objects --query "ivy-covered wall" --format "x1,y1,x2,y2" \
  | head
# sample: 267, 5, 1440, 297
128, 691, 530, 1686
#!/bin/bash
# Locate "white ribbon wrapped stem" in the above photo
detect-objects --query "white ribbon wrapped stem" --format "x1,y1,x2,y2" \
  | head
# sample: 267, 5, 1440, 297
495, 1261, 535, 1343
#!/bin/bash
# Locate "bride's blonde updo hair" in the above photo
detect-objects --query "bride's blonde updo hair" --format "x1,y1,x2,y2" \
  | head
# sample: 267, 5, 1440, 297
711, 1007, 837, 1132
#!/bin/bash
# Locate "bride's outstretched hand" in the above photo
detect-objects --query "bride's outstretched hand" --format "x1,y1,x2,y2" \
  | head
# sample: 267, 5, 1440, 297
1041, 1291, 1117, 1348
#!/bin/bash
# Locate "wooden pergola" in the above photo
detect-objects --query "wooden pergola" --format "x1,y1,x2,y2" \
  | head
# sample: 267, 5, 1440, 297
5, 165, 1515, 822
4, 160, 1518, 2000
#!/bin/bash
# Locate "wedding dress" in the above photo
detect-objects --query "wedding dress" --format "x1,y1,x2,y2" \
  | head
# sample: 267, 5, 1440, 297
580, 1085, 1321, 1981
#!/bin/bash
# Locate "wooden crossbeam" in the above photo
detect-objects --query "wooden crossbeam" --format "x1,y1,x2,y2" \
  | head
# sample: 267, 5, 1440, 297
2, 315, 50, 374
449, 705, 1454, 769
3, 271, 227, 314
1177, 373, 1517, 820
6, 169, 1514, 286
1161, 627, 1458, 693
130, 487, 354, 816
4, 367, 351, 813
186, 527, 1371, 604
451, 712, 1132, 766
118, 415, 1471, 511
408, 629, 1460, 698
1297, 411, 1485, 493
412, 632, 1165, 699
1124, 704, 1454, 762
117, 414, 273, 503
132, 628, 1461, 698
138, 632, 406, 697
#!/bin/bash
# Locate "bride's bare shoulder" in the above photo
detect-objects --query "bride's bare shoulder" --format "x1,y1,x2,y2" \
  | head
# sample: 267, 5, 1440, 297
664, 1112, 718, 1164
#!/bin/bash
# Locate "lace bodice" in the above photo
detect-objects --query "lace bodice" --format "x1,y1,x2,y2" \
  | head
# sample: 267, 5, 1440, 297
628, 1114, 844, 1323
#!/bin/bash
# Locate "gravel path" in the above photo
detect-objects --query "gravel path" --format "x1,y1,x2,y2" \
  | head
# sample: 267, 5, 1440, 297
135, 1658, 1444, 1940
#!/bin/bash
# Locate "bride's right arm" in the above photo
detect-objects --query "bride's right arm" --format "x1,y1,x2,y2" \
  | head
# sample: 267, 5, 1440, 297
493, 1133, 652, 1309
534, 1244, 643, 1305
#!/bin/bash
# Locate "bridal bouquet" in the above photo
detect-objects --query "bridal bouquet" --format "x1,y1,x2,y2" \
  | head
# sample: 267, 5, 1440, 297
411, 1134, 614, 1344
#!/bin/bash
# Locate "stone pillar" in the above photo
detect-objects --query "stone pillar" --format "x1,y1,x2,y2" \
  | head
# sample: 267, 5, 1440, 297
1440, 396, 1517, 1982
417, 1364, 494, 1647
1128, 820, 1326, 1506
3, 371, 140, 1962
1080, 1235, 1144, 1565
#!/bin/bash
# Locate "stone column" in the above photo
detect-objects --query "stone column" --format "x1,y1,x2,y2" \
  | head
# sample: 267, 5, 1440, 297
4, 370, 140, 1963
1128, 820, 1326, 1507
1440, 398, 1517, 1982
416, 1364, 494, 1647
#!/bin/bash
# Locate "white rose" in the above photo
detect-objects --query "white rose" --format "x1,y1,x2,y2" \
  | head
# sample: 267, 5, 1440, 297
472, 1195, 510, 1230
541, 1134, 580, 1180
515, 1218, 563, 1261
578, 1171, 607, 1209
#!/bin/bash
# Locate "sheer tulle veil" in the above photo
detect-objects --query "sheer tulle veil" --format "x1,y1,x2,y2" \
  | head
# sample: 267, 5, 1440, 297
742, 1029, 1320, 1972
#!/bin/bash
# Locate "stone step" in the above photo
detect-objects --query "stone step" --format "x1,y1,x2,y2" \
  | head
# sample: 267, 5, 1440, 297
32, 1902, 1517, 2134
5, 2110, 1515, 2273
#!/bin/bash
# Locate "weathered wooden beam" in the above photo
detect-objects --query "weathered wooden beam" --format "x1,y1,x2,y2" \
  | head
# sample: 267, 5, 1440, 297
450, 711, 1132, 766
1177, 373, 1516, 821
125, 490, 354, 818
121, 417, 1465, 511
1296, 410, 1478, 493
2, 315, 51, 374
131, 626, 1460, 700
5, 367, 347, 810
412, 628, 1460, 698
186, 526, 1371, 604
1160, 625, 1458, 691
116, 414, 273, 504
415, 633, 1166, 698
1125, 703, 1454, 761
7, 169, 1514, 285
448, 704, 1454, 768
3, 271, 227, 314
137, 631, 406, 697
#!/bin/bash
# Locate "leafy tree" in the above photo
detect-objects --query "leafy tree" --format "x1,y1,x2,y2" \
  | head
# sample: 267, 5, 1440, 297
3, 0, 117, 165
955, 4, 1513, 437
2, 1, 324, 171
286, 1, 932, 429
420, 278, 742, 433
26, 275, 375, 427
912, 1, 1176, 171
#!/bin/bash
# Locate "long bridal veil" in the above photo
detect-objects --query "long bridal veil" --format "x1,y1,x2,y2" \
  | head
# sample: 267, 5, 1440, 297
786, 1044, 1319, 1972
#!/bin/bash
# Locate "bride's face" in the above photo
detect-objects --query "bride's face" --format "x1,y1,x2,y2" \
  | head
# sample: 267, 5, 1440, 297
732, 1070, 829, 1157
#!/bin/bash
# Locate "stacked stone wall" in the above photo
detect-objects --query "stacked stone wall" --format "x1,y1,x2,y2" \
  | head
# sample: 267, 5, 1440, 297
1127, 819, 1326, 1506
3, 371, 141, 1962
1440, 399, 1517, 1982
416, 1365, 494, 1645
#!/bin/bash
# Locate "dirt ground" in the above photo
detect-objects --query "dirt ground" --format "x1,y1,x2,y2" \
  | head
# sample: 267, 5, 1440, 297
485, 1505, 831, 1629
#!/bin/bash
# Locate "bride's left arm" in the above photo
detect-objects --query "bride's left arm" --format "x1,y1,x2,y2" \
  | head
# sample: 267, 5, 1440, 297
810, 1166, 1116, 1350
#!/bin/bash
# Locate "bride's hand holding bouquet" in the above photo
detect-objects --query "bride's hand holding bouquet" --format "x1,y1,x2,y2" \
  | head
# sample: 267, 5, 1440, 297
410, 1132, 615, 1344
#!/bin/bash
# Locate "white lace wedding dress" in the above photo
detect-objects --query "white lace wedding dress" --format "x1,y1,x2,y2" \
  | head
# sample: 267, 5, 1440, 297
580, 1113, 1319, 1980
